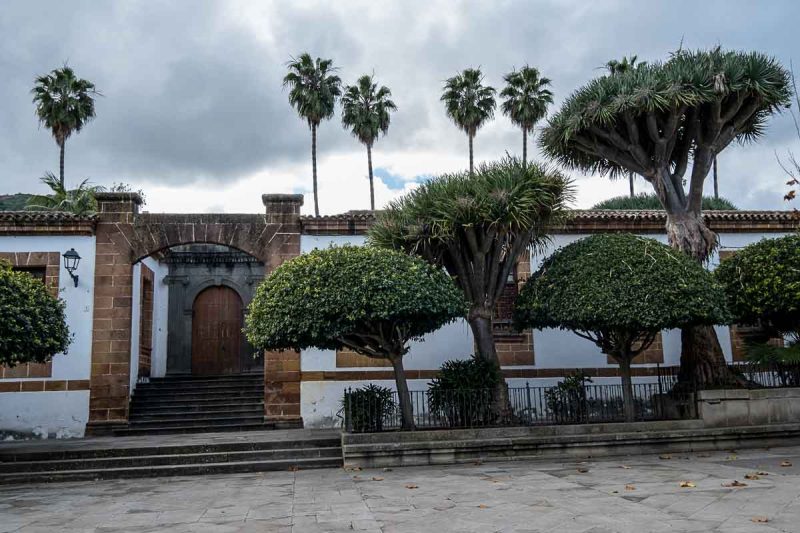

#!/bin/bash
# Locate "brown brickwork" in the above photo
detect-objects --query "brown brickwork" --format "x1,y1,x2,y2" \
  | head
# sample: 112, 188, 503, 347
138, 264, 154, 378
729, 324, 784, 362
0, 251, 61, 380
264, 349, 302, 424
493, 251, 535, 366
336, 348, 392, 368
606, 332, 665, 365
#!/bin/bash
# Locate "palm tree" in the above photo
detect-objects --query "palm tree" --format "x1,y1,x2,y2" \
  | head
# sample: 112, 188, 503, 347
605, 56, 645, 197
500, 66, 553, 165
441, 68, 496, 174
341, 75, 397, 210
31, 66, 99, 189
283, 54, 342, 216
27, 172, 103, 216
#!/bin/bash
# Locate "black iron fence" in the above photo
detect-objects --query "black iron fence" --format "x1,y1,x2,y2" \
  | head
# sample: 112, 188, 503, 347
342, 361, 800, 433
343, 381, 678, 432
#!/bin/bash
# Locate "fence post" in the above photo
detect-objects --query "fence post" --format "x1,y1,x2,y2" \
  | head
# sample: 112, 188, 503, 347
344, 387, 352, 433
525, 382, 532, 424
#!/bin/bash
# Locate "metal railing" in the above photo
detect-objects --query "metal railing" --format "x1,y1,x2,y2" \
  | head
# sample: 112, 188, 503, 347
343, 381, 679, 433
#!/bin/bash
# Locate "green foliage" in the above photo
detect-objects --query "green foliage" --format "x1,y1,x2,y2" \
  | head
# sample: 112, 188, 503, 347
441, 68, 496, 136
0, 260, 70, 367
715, 235, 800, 338
31, 65, 98, 148
541, 48, 792, 179
592, 193, 737, 210
283, 53, 342, 128
500, 66, 553, 133
427, 356, 500, 427
0, 194, 34, 211
515, 234, 731, 337
545, 373, 591, 423
27, 172, 102, 216
341, 75, 396, 147
342, 384, 396, 433
244, 245, 465, 353
605, 55, 646, 75
368, 157, 573, 275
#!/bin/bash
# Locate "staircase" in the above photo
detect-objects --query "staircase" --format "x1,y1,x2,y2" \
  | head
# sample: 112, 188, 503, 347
0, 430, 342, 484
118, 374, 269, 436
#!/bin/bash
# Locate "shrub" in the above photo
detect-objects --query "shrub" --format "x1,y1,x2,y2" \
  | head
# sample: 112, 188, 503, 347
592, 193, 737, 211
342, 384, 396, 433
545, 373, 591, 424
0, 260, 70, 367
427, 356, 500, 427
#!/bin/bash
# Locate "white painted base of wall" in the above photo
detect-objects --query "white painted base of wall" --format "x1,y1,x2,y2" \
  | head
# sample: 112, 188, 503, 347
0, 391, 89, 439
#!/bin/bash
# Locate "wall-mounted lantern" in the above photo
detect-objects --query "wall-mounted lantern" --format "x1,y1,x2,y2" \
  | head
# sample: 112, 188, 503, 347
62, 248, 81, 287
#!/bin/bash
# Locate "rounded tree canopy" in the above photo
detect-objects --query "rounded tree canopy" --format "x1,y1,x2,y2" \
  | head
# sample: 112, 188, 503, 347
592, 193, 737, 211
514, 234, 730, 333
0, 260, 70, 367
540, 48, 792, 178
244, 246, 466, 352
368, 157, 573, 258
715, 235, 800, 336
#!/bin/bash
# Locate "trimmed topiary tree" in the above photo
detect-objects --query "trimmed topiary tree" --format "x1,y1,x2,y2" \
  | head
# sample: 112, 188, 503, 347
0, 260, 70, 367
716, 235, 800, 358
369, 157, 573, 419
592, 193, 737, 211
514, 234, 730, 421
245, 246, 465, 430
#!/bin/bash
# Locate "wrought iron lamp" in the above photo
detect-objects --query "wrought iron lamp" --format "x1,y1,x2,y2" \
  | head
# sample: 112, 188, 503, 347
62, 248, 81, 287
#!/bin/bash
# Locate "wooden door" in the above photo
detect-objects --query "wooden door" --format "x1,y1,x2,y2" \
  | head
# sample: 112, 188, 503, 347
191, 286, 243, 375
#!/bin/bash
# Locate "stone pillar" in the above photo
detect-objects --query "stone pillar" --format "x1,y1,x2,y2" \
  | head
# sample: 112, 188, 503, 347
86, 192, 141, 433
261, 194, 304, 427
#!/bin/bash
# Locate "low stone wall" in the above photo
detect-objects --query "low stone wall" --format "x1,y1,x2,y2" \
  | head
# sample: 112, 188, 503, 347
342, 420, 800, 468
697, 387, 800, 427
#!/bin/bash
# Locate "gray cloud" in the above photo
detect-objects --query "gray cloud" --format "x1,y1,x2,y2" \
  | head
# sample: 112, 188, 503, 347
1, 0, 798, 211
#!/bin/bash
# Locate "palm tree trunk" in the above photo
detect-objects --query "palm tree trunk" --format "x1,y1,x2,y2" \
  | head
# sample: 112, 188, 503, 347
59, 140, 66, 190
522, 128, 527, 166
713, 157, 719, 199
629, 171, 634, 197
468, 133, 474, 174
367, 144, 375, 210
311, 123, 319, 217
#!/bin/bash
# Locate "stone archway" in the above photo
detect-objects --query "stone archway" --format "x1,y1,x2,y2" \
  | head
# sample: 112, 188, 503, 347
87, 192, 304, 432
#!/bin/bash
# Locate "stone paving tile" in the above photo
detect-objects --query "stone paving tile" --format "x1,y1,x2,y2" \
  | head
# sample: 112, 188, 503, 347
2, 446, 800, 532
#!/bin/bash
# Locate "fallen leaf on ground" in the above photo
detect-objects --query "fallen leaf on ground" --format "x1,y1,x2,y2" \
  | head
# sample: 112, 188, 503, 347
744, 473, 760, 480
344, 464, 362, 472
659, 454, 672, 460
679, 481, 696, 488
620, 465, 631, 470
405, 483, 419, 489
371, 476, 384, 481
751, 516, 769, 523
383, 468, 393, 472
576, 467, 589, 473
288, 466, 300, 472
756, 471, 769, 476
352, 475, 361, 480
722, 480, 747, 488
781, 461, 793, 467
611, 490, 619, 494
726, 454, 738, 461
624, 484, 636, 491
478, 504, 488, 509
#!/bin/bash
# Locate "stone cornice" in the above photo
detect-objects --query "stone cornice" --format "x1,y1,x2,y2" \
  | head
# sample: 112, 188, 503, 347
300, 210, 799, 235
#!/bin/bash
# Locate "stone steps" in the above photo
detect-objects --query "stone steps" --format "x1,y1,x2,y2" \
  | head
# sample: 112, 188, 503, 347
0, 434, 343, 484
121, 374, 269, 436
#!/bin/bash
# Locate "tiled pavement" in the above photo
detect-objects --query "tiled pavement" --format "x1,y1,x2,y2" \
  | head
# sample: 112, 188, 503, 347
2, 445, 800, 532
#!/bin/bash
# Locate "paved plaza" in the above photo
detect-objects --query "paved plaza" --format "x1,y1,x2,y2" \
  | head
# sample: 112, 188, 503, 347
2, 445, 800, 533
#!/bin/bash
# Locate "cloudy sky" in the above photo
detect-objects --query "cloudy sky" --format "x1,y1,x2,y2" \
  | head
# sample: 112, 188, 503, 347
1, 0, 798, 214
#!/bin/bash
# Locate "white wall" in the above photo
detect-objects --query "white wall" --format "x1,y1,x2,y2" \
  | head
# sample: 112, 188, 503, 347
130, 257, 170, 391
0, 234, 95, 437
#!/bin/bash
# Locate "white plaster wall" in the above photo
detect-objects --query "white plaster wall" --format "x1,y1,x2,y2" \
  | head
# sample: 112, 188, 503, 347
0, 391, 89, 438
0, 235, 96, 381
0, 234, 95, 437
130, 257, 170, 389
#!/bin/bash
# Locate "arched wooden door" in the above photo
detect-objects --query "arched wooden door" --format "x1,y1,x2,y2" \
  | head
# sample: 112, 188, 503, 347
191, 286, 243, 375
